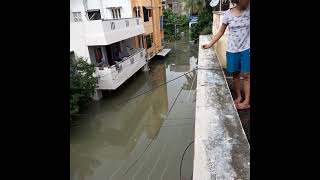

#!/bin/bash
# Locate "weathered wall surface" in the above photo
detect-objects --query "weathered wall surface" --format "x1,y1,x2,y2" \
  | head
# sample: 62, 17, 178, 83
193, 35, 250, 180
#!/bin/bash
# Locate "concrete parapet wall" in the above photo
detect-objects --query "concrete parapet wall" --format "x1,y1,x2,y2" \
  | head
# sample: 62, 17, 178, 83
193, 35, 249, 180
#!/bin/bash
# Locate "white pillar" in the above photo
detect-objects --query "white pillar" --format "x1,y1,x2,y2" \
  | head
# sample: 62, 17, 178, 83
101, 45, 108, 65
139, 35, 143, 48
92, 89, 103, 101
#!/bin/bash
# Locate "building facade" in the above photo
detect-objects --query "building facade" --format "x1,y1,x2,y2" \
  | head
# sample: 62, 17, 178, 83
131, 0, 165, 60
165, 0, 187, 15
70, 0, 148, 93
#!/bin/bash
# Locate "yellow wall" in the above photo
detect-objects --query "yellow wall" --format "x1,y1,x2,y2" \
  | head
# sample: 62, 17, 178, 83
131, 0, 164, 60
142, 0, 151, 7
212, 13, 227, 68
144, 18, 154, 34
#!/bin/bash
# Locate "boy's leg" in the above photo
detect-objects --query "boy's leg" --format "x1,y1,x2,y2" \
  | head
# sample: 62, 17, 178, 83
238, 73, 250, 107
227, 51, 242, 104
233, 72, 242, 104
238, 49, 250, 108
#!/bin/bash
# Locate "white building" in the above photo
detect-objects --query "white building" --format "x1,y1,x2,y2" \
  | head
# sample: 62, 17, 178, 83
70, 0, 147, 95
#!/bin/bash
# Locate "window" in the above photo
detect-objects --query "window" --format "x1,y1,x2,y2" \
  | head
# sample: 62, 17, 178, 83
148, 9, 152, 17
72, 12, 82, 22
133, 7, 141, 17
110, 8, 121, 19
87, 10, 101, 20
94, 48, 103, 63
146, 34, 153, 49
160, 16, 163, 31
143, 7, 149, 22
111, 9, 115, 19
118, 9, 121, 18
111, 22, 115, 30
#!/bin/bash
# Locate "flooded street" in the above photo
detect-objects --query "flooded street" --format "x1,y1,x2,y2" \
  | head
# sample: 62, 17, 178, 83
70, 38, 198, 180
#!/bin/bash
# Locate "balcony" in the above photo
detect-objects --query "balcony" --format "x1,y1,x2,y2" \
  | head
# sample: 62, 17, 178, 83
81, 18, 144, 46
95, 48, 147, 90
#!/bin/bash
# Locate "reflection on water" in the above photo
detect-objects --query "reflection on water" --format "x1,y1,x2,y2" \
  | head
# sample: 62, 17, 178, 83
70, 38, 198, 180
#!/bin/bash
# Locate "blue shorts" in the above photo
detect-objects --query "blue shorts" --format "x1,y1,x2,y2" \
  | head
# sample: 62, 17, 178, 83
226, 49, 250, 73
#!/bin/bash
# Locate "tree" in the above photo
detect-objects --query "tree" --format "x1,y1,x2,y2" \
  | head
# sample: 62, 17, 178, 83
163, 9, 189, 41
70, 57, 97, 115
182, 0, 209, 15
190, 10, 213, 42
182, 0, 230, 15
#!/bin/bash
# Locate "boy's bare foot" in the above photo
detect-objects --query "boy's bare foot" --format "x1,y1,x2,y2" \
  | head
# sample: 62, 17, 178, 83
237, 102, 250, 110
234, 96, 242, 105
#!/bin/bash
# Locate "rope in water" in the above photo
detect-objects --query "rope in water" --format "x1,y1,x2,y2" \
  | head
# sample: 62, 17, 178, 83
179, 140, 194, 180
112, 64, 226, 109
122, 84, 185, 176
112, 68, 197, 108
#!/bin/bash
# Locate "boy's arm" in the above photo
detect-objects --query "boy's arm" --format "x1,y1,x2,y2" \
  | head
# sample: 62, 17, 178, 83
202, 24, 227, 49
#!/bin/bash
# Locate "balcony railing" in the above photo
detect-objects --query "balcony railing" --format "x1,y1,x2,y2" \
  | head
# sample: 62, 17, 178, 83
79, 17, 144, 46
109, 48, 145, 70
101, 18, 142, 32
95, 48, 147, 90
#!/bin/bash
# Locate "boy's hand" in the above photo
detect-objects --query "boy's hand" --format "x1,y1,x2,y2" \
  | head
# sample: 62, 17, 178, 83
202, 44, 211, 49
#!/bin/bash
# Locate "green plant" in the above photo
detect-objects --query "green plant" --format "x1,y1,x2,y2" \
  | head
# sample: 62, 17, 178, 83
190, 10, 212, 42
182, 0, 208, 15
70, 57, 97, 115
176, 14, 189, 32
182, 0, 231, 14
163, 9, 190, 42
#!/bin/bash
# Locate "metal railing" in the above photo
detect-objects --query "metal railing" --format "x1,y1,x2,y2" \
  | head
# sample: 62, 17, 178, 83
106, 18, 142, 31
110, 48, 145, 69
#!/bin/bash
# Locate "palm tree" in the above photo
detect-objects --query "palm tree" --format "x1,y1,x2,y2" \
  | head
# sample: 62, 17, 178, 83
183, 0, 231, 15
182, 0, 207, 15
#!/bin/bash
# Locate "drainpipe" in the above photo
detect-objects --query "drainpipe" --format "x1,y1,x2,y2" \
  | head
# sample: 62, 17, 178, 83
150, 0, 157, 54
135, 0, 139, 18
83, 0, 88, 20
99, 0, 104, 19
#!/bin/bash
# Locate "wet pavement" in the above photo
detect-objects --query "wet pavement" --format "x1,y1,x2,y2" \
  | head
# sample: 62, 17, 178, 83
70, 38, 198, 180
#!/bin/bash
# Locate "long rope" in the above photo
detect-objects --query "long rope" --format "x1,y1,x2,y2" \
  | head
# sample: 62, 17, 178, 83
122, 84, 184, 176
179, 141, 194, 180
186, 74, 197, 102
109, 63, 225, 108
112, 68, 197, 108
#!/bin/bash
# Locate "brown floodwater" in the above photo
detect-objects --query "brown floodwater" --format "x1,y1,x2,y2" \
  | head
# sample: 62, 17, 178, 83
70, 38, 198, 180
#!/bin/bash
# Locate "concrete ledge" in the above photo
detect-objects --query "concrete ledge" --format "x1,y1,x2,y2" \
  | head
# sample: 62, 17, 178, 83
193, 35, 250, 180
